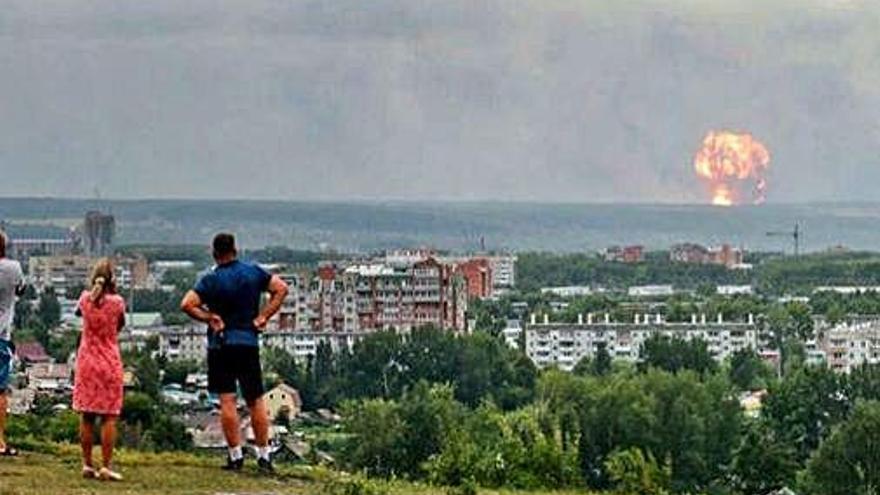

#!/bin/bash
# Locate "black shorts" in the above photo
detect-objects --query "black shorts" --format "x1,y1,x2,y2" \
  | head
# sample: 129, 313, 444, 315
207, 345, 265, 403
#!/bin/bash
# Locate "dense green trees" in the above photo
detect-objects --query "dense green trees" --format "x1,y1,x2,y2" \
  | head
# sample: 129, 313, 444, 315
729, 421, 799, 494
516, 253, 746, 292
331, 323, 880, 494
728, 347, 774, 391
518, 250, 880, 296
639, 335, 716, 376
264, 326, 536, 411
762, 366, 848, 462
802, 401, 880, 495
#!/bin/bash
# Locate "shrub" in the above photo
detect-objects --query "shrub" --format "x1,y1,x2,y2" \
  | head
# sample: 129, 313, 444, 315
605, 448, 672, 495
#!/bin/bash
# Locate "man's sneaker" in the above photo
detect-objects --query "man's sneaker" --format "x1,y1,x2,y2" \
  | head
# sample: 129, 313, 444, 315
222, 456, 244, 471
257, 457, 274, 474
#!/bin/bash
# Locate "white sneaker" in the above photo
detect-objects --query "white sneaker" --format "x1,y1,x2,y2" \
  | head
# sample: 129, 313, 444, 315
98, 467, 123, 482
81, 466, 98, 479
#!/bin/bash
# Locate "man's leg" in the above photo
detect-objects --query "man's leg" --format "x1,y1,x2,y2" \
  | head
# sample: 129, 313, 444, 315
0, 391, 7, 452
240, 346, 270, 470
208, 347, 244, 469
219, 393, 242, 449
0, 341, 11, 454
247, 396, 270, 449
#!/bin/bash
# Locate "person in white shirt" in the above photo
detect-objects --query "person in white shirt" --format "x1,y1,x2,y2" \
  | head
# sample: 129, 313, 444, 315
0, 232, 25, 457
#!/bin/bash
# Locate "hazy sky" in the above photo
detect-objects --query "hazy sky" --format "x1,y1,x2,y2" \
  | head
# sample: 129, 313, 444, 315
1, 0, 878, 203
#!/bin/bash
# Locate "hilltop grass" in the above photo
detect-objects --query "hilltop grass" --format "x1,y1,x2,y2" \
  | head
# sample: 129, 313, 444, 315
0, 444, 594, 495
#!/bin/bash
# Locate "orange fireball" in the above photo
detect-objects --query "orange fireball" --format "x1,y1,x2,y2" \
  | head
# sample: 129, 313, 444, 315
693, 131, 770, 206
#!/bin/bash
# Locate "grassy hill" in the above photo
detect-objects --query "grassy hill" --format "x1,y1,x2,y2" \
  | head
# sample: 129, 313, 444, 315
0, 444, 591, 495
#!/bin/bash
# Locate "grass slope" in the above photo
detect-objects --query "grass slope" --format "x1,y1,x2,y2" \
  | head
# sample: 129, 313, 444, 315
0, 445, 590, 495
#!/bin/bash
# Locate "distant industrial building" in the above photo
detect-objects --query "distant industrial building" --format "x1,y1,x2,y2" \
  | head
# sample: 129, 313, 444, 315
83, 211, 115, 257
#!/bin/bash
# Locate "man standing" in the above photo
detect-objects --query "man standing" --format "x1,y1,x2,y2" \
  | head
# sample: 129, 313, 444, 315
0, 232, 25, 457
180, 233, 288, 472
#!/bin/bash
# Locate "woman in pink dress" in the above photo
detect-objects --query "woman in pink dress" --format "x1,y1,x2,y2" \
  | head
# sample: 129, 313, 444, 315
73, 258, 125, 481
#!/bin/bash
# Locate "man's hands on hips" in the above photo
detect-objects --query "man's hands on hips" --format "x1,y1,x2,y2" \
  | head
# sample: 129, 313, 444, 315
253, 315, 269, 332
208, 314, 226, 334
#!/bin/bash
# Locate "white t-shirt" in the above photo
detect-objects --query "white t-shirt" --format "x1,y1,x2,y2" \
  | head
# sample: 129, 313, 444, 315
0, 258, 24, 341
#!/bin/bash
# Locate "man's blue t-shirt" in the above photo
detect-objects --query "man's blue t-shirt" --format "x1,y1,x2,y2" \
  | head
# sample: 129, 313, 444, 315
193, 259, 271, 348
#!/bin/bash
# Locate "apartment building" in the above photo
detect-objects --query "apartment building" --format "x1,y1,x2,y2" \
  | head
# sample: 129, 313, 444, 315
525, 313, 760, 371
824, 321, 880, 373
29, 255, 94, 294
264, 257, 468, 360
29, 254, 143, 294
488, 255, 517, 293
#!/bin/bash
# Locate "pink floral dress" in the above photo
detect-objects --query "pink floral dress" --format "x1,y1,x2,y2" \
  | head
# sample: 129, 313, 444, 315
73, 291, 125, 416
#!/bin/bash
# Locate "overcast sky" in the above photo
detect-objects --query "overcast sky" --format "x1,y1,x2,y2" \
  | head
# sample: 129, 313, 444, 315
0, 0, 878, 203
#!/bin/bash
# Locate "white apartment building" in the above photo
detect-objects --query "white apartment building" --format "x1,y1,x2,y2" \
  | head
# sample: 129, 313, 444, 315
489, 255, 517, 292
502, 319, 523, 349
525, 313, 760, 372
824, 321, 880, 373
155, 326, 207, 362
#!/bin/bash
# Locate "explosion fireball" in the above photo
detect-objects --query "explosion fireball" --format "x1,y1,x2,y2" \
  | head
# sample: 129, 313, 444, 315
693, 131, 770, 206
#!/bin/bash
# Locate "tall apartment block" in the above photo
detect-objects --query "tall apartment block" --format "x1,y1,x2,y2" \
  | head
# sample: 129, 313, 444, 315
267, 257, 468, 360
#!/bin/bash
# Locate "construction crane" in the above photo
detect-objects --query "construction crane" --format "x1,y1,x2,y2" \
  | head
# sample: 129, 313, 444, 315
767, 223, 801, 257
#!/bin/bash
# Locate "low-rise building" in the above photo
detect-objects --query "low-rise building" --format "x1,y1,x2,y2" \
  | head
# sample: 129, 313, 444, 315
265, 383, 303, 421
670, 243, 744, 269
628, 285, 676, 298
26, 363, 72, 391
541, 286, 600, 297
604, 245, 644, 264
717, 285, 754, 296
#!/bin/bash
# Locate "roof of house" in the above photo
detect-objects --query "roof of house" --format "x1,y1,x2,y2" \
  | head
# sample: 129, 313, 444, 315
16, 342, 51, 363
27, 363, 71, 380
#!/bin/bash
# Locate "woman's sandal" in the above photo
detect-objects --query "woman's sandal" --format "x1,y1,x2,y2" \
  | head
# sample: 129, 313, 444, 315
98, 467, 123, 482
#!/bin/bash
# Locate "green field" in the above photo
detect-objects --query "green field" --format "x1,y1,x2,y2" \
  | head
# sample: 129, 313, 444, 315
0, 445, 593, 495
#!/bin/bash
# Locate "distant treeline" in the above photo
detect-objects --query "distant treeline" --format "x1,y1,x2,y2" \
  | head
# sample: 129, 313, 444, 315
116, 244, 342, 268
518, 251, 880, 296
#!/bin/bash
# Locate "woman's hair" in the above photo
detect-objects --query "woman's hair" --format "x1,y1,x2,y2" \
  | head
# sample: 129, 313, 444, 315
89, 258, 117, 303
